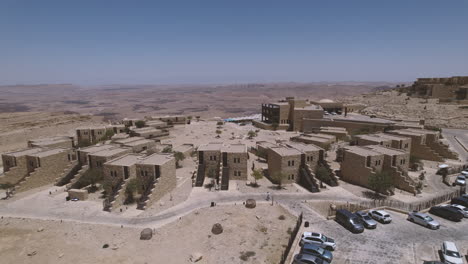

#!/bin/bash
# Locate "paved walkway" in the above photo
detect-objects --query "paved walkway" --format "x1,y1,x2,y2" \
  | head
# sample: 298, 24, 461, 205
0, 185, 366, 229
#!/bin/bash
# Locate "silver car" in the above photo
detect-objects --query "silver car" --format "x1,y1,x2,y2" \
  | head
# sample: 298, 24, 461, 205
454, 175, 466, 186
407, 211, 440, 229
355, 211, 377, 229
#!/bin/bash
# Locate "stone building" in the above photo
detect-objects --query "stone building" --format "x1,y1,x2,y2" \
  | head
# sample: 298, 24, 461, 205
28, 136, 74, 149
354, 133, 411, 152
150, 115, 187, 125
136, 153, 176, 210
267, 146, 302, 184
173, 144, 194, 156
195, 143, 248, 190
146, 120, 171, 129
256, 97, 324, 131
409, 76, 468, 101
120, 138, 156, 153
291, 133, 336, 150
122, 118, 144, 127
87, 147, 132, 170
0, 148, 74, 193
387, 129, 458, 161
103, 154, 143, 211
76, 125, 125, 146
310, 127, 349, 140
130, 127, 169, 139
76, 144, 116, 165
340, 145, 416, 194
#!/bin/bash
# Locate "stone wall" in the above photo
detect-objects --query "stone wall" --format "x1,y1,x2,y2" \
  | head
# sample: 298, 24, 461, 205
138, 158, 177, 209
303, 118, 391, 134
103, 163, 138, 211
340, 151, 384, 188
267, 150, 301, 184
15, 151, 72, 192
226, 152, 248, 181
0, 155, 29, 185
201, 150, 221, 178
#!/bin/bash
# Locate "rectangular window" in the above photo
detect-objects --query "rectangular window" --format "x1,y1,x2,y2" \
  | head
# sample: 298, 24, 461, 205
292, 160, 295, 166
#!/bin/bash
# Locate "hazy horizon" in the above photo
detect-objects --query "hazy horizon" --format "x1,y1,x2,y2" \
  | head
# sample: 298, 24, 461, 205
1, 0, 467, 85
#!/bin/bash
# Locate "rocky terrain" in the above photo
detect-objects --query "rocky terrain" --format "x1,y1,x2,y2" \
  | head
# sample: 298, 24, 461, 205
341, 90, 468, 129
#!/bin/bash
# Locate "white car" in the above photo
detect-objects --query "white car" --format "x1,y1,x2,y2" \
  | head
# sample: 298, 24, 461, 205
407, 211, 440, 229
454, 175, 466, 186
441, 241, 464, 264
369, 210, 392, 223
300, 232, 336, 251
450, 204, 468, 218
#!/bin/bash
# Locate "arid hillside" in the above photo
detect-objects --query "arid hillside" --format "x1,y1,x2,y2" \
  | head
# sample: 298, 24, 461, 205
0, 82, 394, 120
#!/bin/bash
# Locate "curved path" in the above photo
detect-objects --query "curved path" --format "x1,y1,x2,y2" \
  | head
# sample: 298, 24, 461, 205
0, 188, 368, 228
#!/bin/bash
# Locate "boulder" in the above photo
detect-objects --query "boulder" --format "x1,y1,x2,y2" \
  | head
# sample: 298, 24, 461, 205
245, 199, 256, 209
140, 228, 153, 240
190, 252, 203, 262
211, 223, 223, 235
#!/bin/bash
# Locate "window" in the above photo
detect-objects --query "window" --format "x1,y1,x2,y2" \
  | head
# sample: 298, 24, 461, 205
291, 174, 295, 180
144, 171, 148, 176
5, 160, 10, 166
233, 158, 240, 163
234, 171, 241, 176
288, 161, 291, 166
292, 160, 295, 166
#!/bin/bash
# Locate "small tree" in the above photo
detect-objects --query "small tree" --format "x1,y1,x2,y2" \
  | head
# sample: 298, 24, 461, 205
79, 168, 103, 192
104, 129, 115, 140
315, 166, 331, 185
247, 130, 257, 139
135, 120, 146, 128
216, 129, 222, 135
187, 116, 192, 120
216, 121, 224, 126
0, 182, 15, 198
207, 168, 216, 179
271, 171, 286, 189
125, 178, 140, 204
271, 122, 279, 131
251, 169, 263, 186
174, 151, 185, 168
368, 171, 393, 195
162, 146, 173, 153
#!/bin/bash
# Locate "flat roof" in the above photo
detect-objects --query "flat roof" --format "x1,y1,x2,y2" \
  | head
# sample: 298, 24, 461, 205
115, 137, 145, 144
5, 148, 44, 157
378, 133, 410, 141
173, 144, 193, 152
79, 144, 116, 153
76, 125, 109, 130
327, 114, 395, 125
91, 148, 129, 157
365, 145, 406, 156
321, 126, 347, 131
138, 153, 174, 165
257, 141, 278, 148
286, 142, 322, 152
198, 142, 223, 152
355, 134, 390, 143
294, 135, 330, 143
105, 154, 144, 166
30, 148, 68, 158
132, 127, 162, 133
388, 130, 424, 137
270, 146, 302, 156
404, 128, 438, 135
222, 144, 247, 153
308, 133, 336, 140
344, 146, 382, 157
123, 139, 155, 147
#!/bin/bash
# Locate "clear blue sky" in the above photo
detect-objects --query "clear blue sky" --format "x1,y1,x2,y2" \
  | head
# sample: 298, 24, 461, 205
1, 0, 467, 85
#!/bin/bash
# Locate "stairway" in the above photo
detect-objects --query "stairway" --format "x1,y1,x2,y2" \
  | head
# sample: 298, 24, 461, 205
427, 140, 459, 160
299, 165, 319, 193
66, 165, 90, 190
103, 178, 127, 212
55, 161, 81, 186
390, 166, 417, 194
318, 160, 339, 186
221, 167, 229, 190
137, 178, 159, 210
195, 164, 206, 187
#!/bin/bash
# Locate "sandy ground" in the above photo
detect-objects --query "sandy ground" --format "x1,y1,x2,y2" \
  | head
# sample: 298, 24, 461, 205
0, 204, 295, 264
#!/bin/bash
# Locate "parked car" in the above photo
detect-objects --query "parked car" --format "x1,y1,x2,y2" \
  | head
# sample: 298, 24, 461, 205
369, 210, 392, 223
441, 241, 464, 264
451, 196, 468, 207
450, 204, 468, 218
300, 232, 337, 251
429, 205, 464, 222
407, 211, 440, 229
454, 175, 466, 186
293, 254, 328, 264
355, 211, 377, 229
335, 209, 364, 233
300, 244, 333, 263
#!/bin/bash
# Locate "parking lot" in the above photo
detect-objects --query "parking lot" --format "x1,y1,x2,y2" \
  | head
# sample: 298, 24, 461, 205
295, 210, 468, 264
